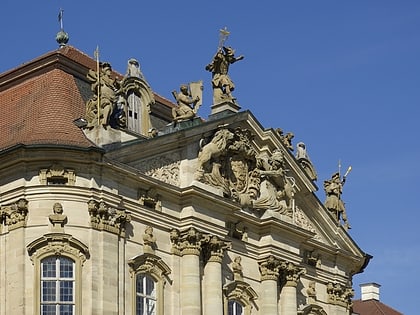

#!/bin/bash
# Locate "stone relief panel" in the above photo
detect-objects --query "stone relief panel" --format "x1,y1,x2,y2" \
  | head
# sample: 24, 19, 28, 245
195, 127, 294, 217
136, 153, 181, 186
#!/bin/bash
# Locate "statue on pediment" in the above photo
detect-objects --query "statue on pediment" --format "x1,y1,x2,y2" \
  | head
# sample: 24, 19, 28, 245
195, 128, 294, 217
324, 169, 351, 229
206, 46, 244, 104
295, 142, 317, 181
171, 82, 202, 123
86, 62, 127, 129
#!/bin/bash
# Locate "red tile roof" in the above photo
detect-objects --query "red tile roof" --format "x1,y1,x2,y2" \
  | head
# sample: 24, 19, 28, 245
352, 299, 403, 315
0, 45, 175, 152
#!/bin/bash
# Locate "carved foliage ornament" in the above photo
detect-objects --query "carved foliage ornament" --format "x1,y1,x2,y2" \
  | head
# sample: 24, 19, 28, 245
169, 227, 230, 262
87, 200, 131, 236
326, 282, 354, 308
195, 128, 294, 216
0, 198, 28, 230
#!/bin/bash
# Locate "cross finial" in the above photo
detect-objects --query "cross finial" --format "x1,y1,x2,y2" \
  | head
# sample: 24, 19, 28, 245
58, 8, 64, 30
218, 27, 230, 49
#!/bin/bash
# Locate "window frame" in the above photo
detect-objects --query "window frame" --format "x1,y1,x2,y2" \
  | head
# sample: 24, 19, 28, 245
128, 253, 171, 315
223, 281, 258, 315
27, 233, 89, 315
40, 256, 76, 314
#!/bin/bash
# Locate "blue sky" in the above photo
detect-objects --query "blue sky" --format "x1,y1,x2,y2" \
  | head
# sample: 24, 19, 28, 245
1, 1, 419, 314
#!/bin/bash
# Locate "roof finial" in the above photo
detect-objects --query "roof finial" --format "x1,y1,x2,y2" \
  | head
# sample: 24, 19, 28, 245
56, 8, 69, 48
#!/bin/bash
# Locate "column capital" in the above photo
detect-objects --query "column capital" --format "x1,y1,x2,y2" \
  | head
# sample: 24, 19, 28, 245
259, 255, 282, 281
280, 261, 306, 287
203, 235, 231, 263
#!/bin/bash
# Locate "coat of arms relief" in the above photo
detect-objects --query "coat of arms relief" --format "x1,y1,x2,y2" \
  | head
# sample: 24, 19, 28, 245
195, 128, 294, 217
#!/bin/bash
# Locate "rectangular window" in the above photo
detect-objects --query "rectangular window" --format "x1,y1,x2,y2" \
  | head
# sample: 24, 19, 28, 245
41, 257, 75, 315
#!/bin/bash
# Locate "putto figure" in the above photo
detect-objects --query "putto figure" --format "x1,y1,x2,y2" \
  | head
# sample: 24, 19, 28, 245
206, 46, 244, 104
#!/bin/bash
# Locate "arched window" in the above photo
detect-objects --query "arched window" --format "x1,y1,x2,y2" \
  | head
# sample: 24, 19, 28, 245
27, 233, 89, 315
40, 256, 75, 314
223, 281, 258, 315
136, 274, 157, 315
228, 300, 244, 315
128, 253, 171, 315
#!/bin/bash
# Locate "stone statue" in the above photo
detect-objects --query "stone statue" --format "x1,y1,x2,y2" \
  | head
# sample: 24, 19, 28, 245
171, 84, 200, 122
232, 256, 244, 281
86, 62, 121, 129
306, 281, 317, 304
206, 46, 244, 104
253, 150, 293, 215
324, 172, 350, 229
295, 142, 318, 181
48, 202, 67, 228
126, 58, 144, 79
276, 128, 294, 151
142, 225, 157, 254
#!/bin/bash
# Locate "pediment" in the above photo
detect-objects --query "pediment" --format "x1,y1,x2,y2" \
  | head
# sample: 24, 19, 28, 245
107, 111, 365, 257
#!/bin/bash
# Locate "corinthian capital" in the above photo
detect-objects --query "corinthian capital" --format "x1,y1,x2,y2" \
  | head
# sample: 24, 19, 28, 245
280, 261, 306, 287
259, 255, 282, 281
202, 235, 231, 263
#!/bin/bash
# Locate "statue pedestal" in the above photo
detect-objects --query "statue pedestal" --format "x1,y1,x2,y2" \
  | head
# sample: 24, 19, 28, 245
84, 126, 138, 147
209, 101, 241, 120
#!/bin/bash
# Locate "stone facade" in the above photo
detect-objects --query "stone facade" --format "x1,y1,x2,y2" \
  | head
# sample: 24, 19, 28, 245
0, 45, 370, 315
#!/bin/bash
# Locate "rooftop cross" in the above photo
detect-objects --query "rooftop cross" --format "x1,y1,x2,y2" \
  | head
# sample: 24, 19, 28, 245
218, 27, 230, 50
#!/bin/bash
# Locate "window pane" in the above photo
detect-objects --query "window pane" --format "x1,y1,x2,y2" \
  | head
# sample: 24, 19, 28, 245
145, 277, 155, 297
146, 298, 156, 315
228, 300, 243, 315
42, 281, 56, 302
42, 257, 56, 278
60, 304, 74, 315
136, 296, 144, 315
136, 274, 144, 293
41, 304, 56, 315
60, 281, 74, 302
60, 258, 74, 278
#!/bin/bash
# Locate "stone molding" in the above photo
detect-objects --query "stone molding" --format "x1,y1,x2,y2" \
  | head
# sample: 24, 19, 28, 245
27, 232, 90, 265
128, 253, 171, 282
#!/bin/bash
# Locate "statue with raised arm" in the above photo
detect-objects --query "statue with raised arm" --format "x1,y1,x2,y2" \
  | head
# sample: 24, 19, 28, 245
323, 169, 351, 229
206, 46, 244, 104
